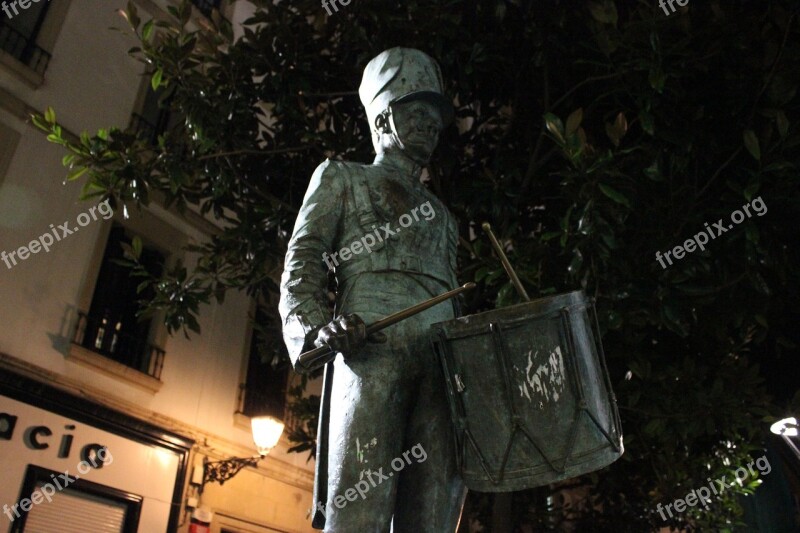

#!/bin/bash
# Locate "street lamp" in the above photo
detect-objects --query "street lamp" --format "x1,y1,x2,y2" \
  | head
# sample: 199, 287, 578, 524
770, 417, 798, 437
770, 416, 800, 463
202, 415, 285, 486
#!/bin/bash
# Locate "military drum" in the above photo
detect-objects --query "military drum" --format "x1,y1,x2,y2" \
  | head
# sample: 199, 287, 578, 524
431, 290, 623, 492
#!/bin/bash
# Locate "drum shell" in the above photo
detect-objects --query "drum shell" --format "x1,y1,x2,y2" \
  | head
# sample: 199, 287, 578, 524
431, 290, 623, 492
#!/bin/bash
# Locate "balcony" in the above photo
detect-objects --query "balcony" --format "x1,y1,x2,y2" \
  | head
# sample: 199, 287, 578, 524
71, 311, 165, 383
0, 18, 51, 75
237, 383, 288, 421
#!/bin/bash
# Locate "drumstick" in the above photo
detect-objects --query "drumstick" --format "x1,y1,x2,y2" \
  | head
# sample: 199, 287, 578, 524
296, 282, 477, 373
481, 222, 531, 302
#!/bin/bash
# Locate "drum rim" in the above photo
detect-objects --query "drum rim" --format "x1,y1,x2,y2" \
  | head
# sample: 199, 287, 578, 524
430, 289, 589, 333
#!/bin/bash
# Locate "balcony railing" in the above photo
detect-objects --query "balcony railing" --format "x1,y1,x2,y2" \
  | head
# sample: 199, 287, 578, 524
73, 311, 166, 380
0, 19, 51, 75
237, 383, 290, 422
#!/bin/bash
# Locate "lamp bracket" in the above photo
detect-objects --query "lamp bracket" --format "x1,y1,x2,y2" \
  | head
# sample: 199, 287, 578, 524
203, 455, 262, 486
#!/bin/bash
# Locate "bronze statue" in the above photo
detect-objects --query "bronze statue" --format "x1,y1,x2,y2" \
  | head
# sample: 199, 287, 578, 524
279, 48, 466, 531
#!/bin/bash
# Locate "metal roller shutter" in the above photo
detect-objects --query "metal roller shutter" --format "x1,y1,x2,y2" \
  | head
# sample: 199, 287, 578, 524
23, 483, 127, 533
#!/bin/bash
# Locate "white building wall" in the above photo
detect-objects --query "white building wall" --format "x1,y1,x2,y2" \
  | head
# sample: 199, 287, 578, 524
0, 1, 315, 531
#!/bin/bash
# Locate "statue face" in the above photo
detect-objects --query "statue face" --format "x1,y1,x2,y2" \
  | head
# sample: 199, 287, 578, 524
390, 100, 444, 164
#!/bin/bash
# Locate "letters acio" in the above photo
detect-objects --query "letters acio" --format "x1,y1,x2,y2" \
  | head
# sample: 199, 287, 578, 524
0, 412, 110, 467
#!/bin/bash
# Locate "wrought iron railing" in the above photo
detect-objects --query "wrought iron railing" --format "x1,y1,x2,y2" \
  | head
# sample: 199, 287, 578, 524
73, 311, 166, 380
0, 19, 51, 75
236, 383, 289, 422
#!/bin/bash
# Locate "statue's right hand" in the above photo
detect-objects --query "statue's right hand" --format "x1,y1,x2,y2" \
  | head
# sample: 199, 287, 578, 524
313, 314, 387, 358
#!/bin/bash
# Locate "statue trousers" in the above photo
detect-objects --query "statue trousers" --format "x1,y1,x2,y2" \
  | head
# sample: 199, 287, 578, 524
322, 272, 467, 532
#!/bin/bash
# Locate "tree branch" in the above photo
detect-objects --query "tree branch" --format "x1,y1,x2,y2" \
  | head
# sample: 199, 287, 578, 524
197, 146, 312, 160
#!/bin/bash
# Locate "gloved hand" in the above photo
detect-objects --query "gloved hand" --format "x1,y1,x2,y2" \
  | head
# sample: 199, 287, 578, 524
313, 313, 387, 358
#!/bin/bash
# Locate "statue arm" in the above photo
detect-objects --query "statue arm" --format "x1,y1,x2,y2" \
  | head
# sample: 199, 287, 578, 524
279, 160, 345, 368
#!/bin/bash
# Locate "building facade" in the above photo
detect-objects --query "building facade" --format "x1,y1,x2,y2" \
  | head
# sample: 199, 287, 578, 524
0, 1, 316, 531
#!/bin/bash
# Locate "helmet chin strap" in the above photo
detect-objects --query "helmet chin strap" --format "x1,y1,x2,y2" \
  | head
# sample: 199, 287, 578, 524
376, 105, 406, 152
375, 105, 429, 167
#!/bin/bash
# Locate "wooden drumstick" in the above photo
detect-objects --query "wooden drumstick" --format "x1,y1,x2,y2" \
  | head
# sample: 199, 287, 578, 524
481, 222, 531, 302
297, 282, 477, 372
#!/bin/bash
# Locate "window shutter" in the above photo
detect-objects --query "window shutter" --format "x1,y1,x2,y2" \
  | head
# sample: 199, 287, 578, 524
23, 484, 127, 533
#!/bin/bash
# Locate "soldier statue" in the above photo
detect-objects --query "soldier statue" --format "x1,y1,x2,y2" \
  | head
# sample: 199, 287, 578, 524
279, 48, 466, 532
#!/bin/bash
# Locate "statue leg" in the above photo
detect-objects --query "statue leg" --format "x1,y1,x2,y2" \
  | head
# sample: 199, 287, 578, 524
392, 337, 467, 532
323, 340, 411, 533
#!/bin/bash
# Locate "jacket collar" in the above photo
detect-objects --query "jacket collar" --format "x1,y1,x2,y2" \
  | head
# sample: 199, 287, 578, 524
373, 152, 423, 180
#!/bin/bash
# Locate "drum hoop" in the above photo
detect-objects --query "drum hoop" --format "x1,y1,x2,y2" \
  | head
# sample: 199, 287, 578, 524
432, 300, 592, 341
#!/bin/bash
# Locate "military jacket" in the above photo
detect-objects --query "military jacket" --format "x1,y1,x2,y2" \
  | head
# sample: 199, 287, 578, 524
278, 157, 458, 365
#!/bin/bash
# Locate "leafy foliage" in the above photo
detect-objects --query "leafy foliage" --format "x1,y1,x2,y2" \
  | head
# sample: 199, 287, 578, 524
33, 0, 800, 530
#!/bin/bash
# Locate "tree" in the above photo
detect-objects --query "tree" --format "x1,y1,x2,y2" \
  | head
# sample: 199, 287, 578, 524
34, 0, 800, 529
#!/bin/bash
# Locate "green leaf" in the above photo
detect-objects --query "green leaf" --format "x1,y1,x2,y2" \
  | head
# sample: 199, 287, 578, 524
743, 182, 759, 201
543, 113, 565, 144
151, 68, 163, 91
186, 313, 201, 334
743, 130, 761, 160
588, 1, 618, 25
126, 1, 140, 30
180, 0, 192, 25
30, 113, 47, 131
643, 161, 661, 181
44, 106, 56, 124
598, 183, 631, 208
566, 108, 583, 135
79, 180, 106, 200
66, 166, 88, 181
132, 236, 143, 259
142, 20, 154, 41
605, 113, 627, 147
639, 110, 655, 135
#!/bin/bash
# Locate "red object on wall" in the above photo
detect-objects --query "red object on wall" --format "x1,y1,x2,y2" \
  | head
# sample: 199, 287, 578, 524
189, 517, 210, 533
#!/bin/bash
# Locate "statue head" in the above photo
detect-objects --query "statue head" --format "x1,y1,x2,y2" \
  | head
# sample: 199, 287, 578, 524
359, 48, 454, 165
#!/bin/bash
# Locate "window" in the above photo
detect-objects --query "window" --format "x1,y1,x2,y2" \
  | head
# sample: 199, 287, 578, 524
128, 1, 225, 144
72, 223, 166, 380
0, 0, 52, 75
130, 84, 179, 146
11, 465, 142, 533
238, 304, 290, 420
